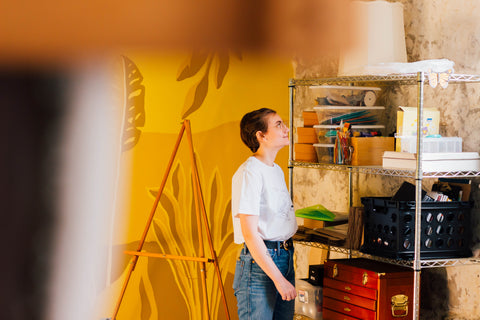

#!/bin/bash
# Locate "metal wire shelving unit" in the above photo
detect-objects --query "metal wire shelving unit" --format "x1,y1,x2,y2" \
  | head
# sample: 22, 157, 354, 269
294, 240, 480, 268
290, 160, 480, 179
289, 73, 480, 87
288, 72, 480, 320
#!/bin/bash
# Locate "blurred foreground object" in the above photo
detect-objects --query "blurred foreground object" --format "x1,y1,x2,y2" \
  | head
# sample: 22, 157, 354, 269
338, 0, 407, 76
0, 72, 64, 320
46, 62, 124, 320
0, 0, 351, 66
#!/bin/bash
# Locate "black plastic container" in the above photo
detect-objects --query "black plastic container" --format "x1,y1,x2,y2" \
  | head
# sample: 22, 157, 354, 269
308, 264, 324, 286
361, 197, 473, 260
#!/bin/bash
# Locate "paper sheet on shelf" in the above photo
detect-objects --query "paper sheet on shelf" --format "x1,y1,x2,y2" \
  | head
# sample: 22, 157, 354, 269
340, 59, 455, 76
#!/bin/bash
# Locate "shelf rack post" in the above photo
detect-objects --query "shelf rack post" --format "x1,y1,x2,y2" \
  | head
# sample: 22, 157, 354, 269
289, 83, 295, 199
413, 71, 425, 320
348, 167, 353, 207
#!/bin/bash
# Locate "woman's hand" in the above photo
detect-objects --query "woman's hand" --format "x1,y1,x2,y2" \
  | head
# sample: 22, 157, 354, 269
239, 214, 297, 301
274, 277, 297, 301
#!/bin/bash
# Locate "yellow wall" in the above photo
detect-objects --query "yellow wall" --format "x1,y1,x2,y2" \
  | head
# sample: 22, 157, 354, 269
100, 51, 292, 319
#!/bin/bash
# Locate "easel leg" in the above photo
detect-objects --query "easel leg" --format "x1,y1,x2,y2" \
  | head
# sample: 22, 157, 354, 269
190, 142, 210, 320
185, 120, 230, 320
111, 123, 186, 320
110, 120, 230, 320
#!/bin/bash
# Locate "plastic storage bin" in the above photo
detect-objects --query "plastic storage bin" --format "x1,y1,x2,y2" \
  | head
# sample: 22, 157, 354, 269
361, 197, 473, 260
295, 278, 323, 320
314, 106, 385, 125
314, 124, 385, 144
313, 143, 334, 163
312, 85, 381, 107
395, 136, 462, 153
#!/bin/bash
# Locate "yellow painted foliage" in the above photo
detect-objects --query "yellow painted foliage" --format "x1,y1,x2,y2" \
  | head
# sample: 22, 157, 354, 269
100, 51, 292, 320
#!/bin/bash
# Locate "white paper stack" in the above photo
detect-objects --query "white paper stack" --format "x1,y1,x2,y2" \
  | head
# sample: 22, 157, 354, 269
382, 151, 480, 172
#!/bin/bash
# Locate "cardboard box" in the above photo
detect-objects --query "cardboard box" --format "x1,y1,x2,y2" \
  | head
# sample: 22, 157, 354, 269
294, 143, 317, 162
303, 111, 319, 127
396, 106, 440, 137
297, 127, 318, 144
303, 218, 324, 230
351, 137, 394, 166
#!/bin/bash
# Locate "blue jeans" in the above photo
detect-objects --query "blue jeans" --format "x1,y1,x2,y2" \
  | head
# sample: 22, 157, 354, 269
233, 244, 295, 320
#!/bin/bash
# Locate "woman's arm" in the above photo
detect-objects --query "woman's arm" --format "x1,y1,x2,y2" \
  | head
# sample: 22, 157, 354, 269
239, 213, 297, 301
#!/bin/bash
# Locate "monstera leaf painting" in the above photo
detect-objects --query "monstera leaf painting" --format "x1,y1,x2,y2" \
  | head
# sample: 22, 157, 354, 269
106, 55, 146, 287
177, 51, 240, 119
121, 55, 146, 151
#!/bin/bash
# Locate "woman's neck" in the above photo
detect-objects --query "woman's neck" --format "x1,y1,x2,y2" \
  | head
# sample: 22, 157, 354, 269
253, 148, 278, 167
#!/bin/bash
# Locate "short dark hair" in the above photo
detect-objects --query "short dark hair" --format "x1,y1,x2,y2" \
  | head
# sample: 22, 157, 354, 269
240, 108, 277, 152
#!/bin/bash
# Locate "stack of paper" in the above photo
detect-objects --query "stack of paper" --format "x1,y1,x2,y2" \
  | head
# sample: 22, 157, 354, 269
382, 151, 480, 172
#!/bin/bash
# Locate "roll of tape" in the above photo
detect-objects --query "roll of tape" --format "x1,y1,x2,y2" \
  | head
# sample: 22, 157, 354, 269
363, 90, 377, 106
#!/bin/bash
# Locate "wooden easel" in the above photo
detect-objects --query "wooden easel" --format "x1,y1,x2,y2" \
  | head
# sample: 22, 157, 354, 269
111, 120, 230, 320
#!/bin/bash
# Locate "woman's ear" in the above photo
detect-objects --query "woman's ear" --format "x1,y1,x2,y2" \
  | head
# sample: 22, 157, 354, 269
256, 130, 266, 142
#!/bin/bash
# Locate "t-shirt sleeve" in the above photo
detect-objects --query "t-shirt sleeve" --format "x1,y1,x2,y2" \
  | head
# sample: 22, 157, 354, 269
233, 166, 262, 217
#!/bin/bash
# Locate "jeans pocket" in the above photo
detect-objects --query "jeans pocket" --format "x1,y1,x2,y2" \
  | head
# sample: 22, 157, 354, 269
232, 259, 245, 293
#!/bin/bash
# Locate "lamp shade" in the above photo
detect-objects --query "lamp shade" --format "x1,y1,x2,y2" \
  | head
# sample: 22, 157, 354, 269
338, 0, 407, 76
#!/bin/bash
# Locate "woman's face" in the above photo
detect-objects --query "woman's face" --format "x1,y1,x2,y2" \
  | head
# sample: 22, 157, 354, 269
261, 113, 290, 150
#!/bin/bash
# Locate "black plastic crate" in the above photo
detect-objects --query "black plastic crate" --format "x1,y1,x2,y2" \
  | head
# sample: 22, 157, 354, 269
361, 197, 473, 260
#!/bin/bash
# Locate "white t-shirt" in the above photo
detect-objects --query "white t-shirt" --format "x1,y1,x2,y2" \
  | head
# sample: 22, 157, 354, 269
231, 156, 298, 244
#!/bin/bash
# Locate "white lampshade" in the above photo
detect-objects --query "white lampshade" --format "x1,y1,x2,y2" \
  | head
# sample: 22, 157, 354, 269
338, 0, 407, 76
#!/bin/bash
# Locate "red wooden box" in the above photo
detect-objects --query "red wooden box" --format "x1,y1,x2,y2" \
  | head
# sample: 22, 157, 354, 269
323, 258, 413, 320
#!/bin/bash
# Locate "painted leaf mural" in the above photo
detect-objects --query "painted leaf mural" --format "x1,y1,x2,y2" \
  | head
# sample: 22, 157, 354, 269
105, 55, 146, 288
147, 155, 237, 319
139, 279, 152, 320
177, 51, 240, 119
121, 55, 146, 151
181, 70, 210, 119
214, 53, 229, 89
176, 52, 209, 81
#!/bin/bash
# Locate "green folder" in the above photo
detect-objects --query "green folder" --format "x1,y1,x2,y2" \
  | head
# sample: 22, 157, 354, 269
295, 204, 336, 221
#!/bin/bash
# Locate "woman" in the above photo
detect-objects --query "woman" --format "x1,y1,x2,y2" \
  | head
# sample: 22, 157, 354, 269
231, 108, 298, 319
